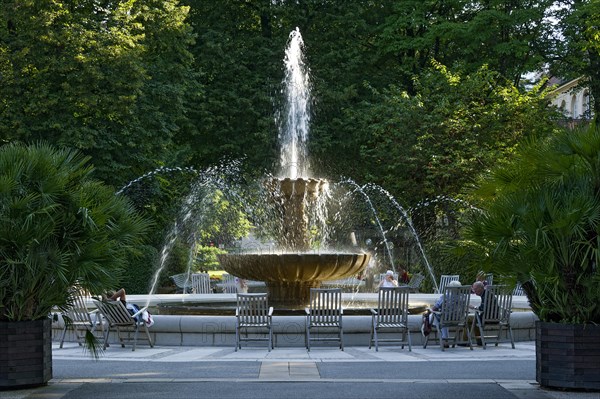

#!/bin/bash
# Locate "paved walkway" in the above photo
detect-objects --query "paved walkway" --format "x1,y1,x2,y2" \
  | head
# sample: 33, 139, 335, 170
2, 342, 598, 399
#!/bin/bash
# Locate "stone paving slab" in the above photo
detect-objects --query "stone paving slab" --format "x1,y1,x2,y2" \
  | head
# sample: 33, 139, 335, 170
2, 342, 599, 399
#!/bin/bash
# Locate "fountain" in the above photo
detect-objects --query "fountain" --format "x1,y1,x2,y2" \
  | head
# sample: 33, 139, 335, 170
217, 28, 369, 307
51, 30, 540, 349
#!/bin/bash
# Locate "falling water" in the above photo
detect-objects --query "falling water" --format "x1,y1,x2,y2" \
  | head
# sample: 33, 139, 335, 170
143, 161, 246, 306
278, 28, 311, 179
362, 183, 439, 292
338, 179, 396, 272
116, 166, 199, 195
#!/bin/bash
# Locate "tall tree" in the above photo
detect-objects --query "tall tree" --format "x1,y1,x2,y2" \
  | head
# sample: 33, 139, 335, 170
182, 0, 285, 175
356, 63, 559, 205
0, 0, 197, 187
550, 0, 600, 119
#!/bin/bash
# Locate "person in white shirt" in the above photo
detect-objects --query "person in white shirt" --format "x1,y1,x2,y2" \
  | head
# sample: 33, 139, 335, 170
379, 270, 398, 288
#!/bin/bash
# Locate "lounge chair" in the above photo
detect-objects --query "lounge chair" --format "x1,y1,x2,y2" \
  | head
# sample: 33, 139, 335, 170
437, 274, 460, 293
191, 273, 212, 294
59, 286, 104, 348
92, 299, 153, 351
424, 285, 472, 351
470, 285, 515, 349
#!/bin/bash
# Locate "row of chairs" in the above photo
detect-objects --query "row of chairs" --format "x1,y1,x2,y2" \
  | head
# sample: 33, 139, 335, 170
170, 273, 213, 294
235, 288, 409, 352
236, 285, 515, 352
423, 284, 515, 351
61, 284, 519, 353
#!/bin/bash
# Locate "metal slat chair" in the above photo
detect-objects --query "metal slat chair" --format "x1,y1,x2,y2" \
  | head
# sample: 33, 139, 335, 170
471, 285, 515, 349
437, 274, 460, 293
369, 286, 412, 351
405, 273, 425, 293
170, 273, 192, 293
92, 299, 153, 351
59, 286, 104, 348
424, 285, 473, 351
235, 293, 273, 351
512, 282, 525, 296
191, 273, 212, 294
305, 288, 344, 351
221, 273, 238, 293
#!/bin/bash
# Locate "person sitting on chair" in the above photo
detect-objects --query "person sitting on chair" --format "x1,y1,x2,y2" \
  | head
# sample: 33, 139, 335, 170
470, 281, 497, 312
470, 280, 498, 345
103, 288, 153, 327
379, 270, 398, 288
236, 277, 248, 293
426, 280, 463, 347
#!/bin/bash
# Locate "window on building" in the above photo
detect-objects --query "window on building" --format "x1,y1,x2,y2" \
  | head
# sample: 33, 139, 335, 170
583, 91, 591, 119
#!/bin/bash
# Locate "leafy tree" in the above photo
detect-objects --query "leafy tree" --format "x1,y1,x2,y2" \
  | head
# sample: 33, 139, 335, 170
355, 63, 559, 206
459, 124, 600, 324
182, 0, 284, 174
550, 0, 600, 119
0, 0, 197, 187
373, 0, 555, 90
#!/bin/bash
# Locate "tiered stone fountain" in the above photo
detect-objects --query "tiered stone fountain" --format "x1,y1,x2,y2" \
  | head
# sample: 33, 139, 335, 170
218, 29, 369, 307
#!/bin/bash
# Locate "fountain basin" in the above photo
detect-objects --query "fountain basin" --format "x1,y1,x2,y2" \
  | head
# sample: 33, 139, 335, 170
218, 252, 370, 307
157, 301, 429, 316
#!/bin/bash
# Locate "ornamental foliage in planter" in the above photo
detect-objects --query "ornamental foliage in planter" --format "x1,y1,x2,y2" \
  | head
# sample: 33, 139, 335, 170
460, 124, 600, 324
456, 124, 600, 389
0, 143, 150, 386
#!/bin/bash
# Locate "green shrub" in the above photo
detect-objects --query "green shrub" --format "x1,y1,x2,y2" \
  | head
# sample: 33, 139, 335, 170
0, 142, 151, 321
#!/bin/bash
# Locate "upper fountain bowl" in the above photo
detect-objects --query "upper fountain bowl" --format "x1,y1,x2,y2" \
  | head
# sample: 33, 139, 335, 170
276, 177, 328, 198
217, 252, 369, 282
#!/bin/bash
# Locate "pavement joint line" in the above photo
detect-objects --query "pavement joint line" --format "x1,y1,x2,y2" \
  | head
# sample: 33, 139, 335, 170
46, 378, 542, 384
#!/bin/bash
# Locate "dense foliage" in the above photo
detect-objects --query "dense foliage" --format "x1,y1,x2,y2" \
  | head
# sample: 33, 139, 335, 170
0, 143, 150, 321
460, 124, 600, 324
1, 1, 598, 293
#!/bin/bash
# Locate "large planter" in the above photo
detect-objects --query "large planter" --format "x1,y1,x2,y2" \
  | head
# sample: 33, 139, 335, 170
536, 321, 600, 390
0, 319, 52, 389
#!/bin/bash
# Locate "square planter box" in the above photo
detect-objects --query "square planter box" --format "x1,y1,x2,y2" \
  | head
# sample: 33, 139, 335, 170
536, 321, 600, 390
0, 318, 52, 389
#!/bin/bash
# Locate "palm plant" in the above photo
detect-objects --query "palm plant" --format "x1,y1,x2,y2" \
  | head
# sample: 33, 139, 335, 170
460, 123, 600, 324
0, 142, 151, 323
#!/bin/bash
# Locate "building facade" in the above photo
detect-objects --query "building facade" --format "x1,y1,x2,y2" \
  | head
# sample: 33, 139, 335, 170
548, 77, 593, 128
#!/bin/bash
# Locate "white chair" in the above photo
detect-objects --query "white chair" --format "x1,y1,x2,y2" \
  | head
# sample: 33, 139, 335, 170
305, 288, 344, 351
437, 274, 460, 293
424, 285, 473, 351
221, 273, 237, 293
471, 285, 515, 349
191, 273, 212, 294
369, 286, 411, 351
92, 299, 153, 351
170, 273, 192, 293
405, 273, 425, 293
235, 293, 273, 351
512, 282, 525, 296
59, 286, 104, 348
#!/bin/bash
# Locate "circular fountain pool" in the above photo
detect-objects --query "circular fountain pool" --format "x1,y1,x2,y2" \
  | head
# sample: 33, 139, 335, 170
156, 299, 429, 316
